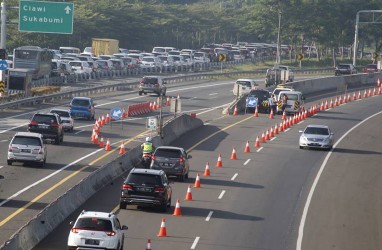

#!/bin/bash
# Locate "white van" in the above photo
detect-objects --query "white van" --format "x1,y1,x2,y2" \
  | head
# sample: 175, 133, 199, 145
233, 79, 258, 96
272, 87, 294, 101
277, 90, 305, 114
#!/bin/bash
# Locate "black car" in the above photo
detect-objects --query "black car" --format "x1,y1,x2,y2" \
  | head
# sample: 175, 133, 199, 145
246, 89, 274, 113
120, 168, 172, 212
150, 146, 191, 182
27, 113, 64, 145
335, 64, 357, 76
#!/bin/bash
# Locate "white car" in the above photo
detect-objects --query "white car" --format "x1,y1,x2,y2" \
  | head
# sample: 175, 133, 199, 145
233, 79, 258, 96
69, 61, 93, 74
194, 51, 210, 63
141, 56, 162, 69
299, 124, 334, 150
7, 132, 47, 167
50, 109, 74, 132
67, 211, 128, 250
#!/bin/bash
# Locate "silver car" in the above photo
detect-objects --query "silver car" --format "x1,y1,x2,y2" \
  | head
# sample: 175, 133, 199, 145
50, 109, 74, 132
299, 124, 334, 150
7, 132, 47, 167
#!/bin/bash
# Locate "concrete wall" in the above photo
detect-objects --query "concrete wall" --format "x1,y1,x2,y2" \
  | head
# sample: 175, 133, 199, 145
0, 114, 203, 250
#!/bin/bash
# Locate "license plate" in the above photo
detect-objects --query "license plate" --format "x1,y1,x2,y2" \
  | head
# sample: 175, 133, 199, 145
38, 125, 49, 129
85, 239, 99, 245
136, 187, 151, 192
21, 149, 31, 153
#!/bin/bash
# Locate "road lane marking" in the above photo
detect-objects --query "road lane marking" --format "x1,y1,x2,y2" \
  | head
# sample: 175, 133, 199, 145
0, 166, 3, 169
270, 137, 277, 141
191, 236, 200, 249
218, 190, 226, 199
298, 121, 304, 125
257, 147, 263, 152
0, 123, 28, 134
284, 128, 290, 132
296, 110, 382, 250
209, 93, 218, 96
0, 139, 7, 142
231, 173, 238, 181
205, 211, 213, 221
74, 130, 84, 135
0, 130, 149, 227
244, 159, 251, 165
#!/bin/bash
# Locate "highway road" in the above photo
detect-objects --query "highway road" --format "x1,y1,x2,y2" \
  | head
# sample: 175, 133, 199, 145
0, 73, 380, 249
27, 79, 382, 249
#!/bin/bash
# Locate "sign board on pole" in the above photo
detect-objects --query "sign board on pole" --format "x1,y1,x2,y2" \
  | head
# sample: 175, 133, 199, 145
246, 97, 258, 107
110, 107, 123, 120
170, 98, 182, 113
0, 60, 8, 71
19, 0, 74, 34
146, 116, 158, 130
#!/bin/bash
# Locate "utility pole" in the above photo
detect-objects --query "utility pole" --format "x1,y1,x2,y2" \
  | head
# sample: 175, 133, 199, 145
276, 10, 282, 64
0, 0, 6, 85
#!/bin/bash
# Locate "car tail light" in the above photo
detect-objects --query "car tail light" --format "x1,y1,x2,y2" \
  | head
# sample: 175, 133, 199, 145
71, 227, 80, 233
29, 121, 38, 125
51, 123, 59, 127
106, 231, 116, 236
179, 156, 184, 163
122, 184, 133, 190
151, 155, 156, 161
154, 187, 165, 192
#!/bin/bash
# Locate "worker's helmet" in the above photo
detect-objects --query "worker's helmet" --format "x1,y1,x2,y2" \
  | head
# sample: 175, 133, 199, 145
145, 137, 151, 142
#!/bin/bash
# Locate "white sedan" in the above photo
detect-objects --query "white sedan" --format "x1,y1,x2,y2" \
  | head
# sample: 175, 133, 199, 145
50, 109, 74, 132
299, 124, 334, 150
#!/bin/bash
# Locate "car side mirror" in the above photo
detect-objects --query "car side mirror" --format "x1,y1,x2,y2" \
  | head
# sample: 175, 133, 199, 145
121, 225, 128, 230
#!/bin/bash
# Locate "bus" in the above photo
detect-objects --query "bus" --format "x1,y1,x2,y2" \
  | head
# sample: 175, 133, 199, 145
13, 46, 53, 79
59, 47, 81, 54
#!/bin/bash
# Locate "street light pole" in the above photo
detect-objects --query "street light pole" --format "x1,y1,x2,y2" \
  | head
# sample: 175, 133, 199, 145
0, 0, 6, 49
276, 10, 281, 64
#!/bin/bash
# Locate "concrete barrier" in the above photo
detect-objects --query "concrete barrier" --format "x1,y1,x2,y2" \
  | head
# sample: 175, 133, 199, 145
0, 114, 203, 250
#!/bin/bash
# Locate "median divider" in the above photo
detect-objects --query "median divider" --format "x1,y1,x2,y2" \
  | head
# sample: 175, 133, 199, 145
0, 113, 203, 250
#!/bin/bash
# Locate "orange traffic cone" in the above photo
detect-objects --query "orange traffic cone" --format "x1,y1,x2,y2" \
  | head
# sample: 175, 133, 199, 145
173, 200, 182, 216
358, 91, 362, 99
378, 78, 381, 87
379, 87, 382, 95
343, 94, 347, 103
184, 185, 193, 200
368, 88, 372, 97
325, 100, 329, 109
244, 141, 251, 153
353, 92, 357, 101
265, 129, 270, 141
279, 121, 284, 132
281, 110, 286, 120
119, 142, 126, 155
269, 109, 274, 119
105, 113, 110, 124
253, 106, 259, 117
254, 136, 261, 148
233, 105, 238, 116
93, 133, 99, 145
91, 129, 96, 142
203, 162, 211, 176
101, 115, 106, 126
329, 99, 334, 108
105, 138, 111, 151
166, 97, 171, 106
99, 136, 104, 148
194, 173, 201, 188
230, 147, 237, 160
146, 239, 152, 250
334, 97, 339, 106
338, 96, 342, 104
270, 127, 275, 138
261, 132, 266, 143
373, 88, 376, 96
347, 93, 351, 102
216, 153, 223, 167
364, 89, 368, 98
157, 218, 167, 237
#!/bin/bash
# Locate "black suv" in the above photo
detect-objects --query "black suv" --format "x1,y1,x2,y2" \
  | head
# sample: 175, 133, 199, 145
138, 76, 167, 96
120, 168, 172, 211
335, 64, 357, 76
27, 113, 64, 145
150, 146, 191, 182
246, 89, 273, 113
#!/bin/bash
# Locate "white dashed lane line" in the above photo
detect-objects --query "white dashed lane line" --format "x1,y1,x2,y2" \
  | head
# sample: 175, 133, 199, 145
270, 137, 277, 141
231, 173, 238, 181
191, 236, 200, 249
218, 190, 226, 199
205, 211, 213, 221
243, 159, 251, 166
74, 130, 84, 135
256, 147, 263, 152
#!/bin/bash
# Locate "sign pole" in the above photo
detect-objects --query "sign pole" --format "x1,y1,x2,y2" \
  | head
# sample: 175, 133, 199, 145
0, 1, 6, 86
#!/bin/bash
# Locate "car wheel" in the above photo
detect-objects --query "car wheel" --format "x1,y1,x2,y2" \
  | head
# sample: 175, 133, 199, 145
139, 91, 143, 96
60, 134, 64, 142
70, 127, 74, 132
299, 146, 303, 149
39, 160, 45, 167
55, 136, 60, 145
167, 197, 172, 207
185, 172, 189, 179
160, 202, 168, 212
119, 239, 124, 250
119, 202, 127, 210
178, 174, 185, 182
7, 160, 12, 166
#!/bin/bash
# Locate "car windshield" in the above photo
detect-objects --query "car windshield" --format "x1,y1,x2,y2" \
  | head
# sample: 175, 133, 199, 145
127, 173, 162, 186
71, 99, 90, 107
69, 62, 82, 67
143, 58, 154, 62
249, 90, 269, 100
154, 148, 181, 158
75, 217, 112, 231
285, 93, 299, 101
304, 127, 329, 135
338, 65, 350, 69
12, 136, 41, 146
194, 52, 204, 57
33, 115, 57, 124
237, 81, 252, 87
142, 78, 158, 84
96, 61, 107, 66
366, 64, 377, 69
50, 110, 69, 117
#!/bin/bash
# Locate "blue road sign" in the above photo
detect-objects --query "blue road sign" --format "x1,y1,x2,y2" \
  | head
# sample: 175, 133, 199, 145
110, 107, 123, 120
0, 60, 8, 70
246, 97, 258, 107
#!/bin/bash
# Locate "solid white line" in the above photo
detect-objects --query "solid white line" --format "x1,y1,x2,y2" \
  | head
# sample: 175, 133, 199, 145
205, 211, 213, 221
231, 173, 238, 181
298, 121, 304, 125
209, 93, 218, 96
0, 123, 28, 134
0, 166, 3, 169
270, 137, 277, 141
191, 237, 200, 249
74, 130, 84, 135
243, 159, 251, 165
0, 139, 7, 142
0, 147, 105, 207
218, 190, 226, 199
312, 114, 318, 116
296, 110, 382, 250
284, 128, 291, 132
257, 147, 263, 152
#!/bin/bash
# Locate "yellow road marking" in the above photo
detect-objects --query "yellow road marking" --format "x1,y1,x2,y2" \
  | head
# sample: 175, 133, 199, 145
0, 130, 149, 227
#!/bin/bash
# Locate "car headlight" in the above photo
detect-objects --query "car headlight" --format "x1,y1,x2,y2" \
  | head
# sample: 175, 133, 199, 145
323, 137, 330, 143
300, 136, 308, 142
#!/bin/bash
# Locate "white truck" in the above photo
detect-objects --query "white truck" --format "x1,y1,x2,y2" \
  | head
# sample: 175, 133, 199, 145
276, 90, 305, 114
265, 64, 294, 87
